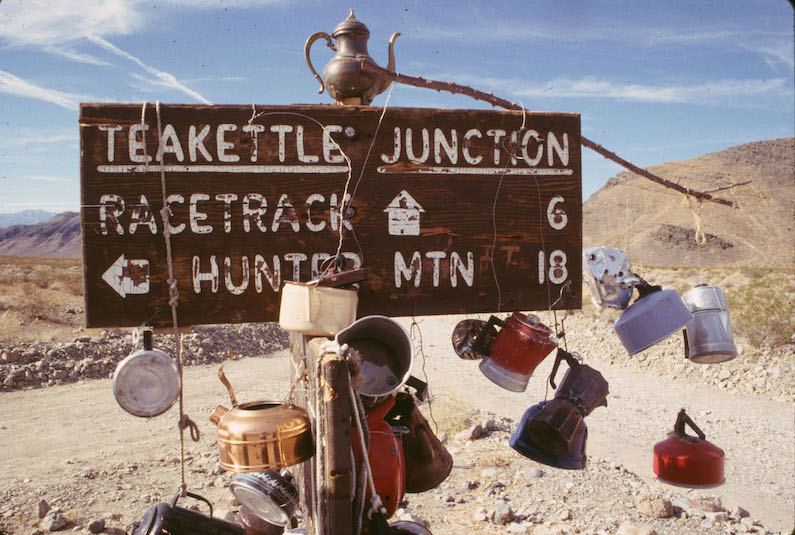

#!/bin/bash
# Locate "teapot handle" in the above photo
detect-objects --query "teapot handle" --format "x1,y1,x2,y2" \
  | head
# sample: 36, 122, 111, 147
304, 31, 335, 94
674, 408, 706, 440
549, 348, 579, 389
472, 315, 505, 356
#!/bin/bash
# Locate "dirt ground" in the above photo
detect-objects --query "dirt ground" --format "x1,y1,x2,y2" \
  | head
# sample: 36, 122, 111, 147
0, 312, 793, 534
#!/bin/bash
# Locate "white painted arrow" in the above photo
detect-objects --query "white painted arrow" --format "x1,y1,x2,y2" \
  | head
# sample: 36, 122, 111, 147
102, 254, 150, 298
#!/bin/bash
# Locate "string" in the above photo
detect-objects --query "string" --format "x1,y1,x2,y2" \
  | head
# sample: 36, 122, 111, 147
245, 109, 355, 279
489, 101, 527, 312
683, 195, 709, 283
625, 172, 631, 256
151, 101, 198, 498
409, 310, 438, 434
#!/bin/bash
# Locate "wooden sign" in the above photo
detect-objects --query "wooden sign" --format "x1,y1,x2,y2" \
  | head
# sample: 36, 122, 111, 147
80, 104, 581, 328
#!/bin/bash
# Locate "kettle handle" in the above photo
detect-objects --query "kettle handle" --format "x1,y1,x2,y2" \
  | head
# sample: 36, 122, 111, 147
217, 365, 238, 407
549, 348, 579, 389
304, 31, 335, 94
674, 408, 706, 440
682, 329, 690, 359
472, 315, 505, 356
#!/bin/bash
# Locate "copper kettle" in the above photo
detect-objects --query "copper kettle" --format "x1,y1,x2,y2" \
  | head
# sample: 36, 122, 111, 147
210, 367, 314, 472
305, 10, 399, 104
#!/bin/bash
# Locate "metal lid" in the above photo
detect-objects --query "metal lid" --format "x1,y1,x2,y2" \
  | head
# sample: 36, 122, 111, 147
112, 349, 180, 418
230, 471, 298, 527
613, 289, 692, 355
682, 285, 728, 311
333, 10, 370, 37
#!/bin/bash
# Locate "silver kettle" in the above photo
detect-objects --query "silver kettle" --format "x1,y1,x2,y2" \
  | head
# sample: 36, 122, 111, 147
682, 285, 737, 364
583, 247, 640, 310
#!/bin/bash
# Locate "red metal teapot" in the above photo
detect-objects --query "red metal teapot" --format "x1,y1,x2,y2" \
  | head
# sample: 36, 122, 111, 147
653, 409, 725, 487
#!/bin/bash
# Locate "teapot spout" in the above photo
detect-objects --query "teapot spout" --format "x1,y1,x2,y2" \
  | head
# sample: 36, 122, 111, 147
365, 32, 400, 103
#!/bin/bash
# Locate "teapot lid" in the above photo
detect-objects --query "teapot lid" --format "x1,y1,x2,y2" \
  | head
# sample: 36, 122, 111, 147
333, 10, 370, 37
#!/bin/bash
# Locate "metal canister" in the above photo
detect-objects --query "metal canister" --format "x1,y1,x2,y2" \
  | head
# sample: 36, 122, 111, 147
478, 312, 557, 392
682, 285, 737, 364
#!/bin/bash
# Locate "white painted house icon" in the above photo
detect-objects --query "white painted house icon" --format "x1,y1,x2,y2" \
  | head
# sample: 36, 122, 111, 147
384, 190, 425, 236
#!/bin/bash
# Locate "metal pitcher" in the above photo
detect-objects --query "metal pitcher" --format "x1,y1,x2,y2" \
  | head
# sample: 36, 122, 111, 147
682, 285, 737, 364
583, 246, 641, 310
305, 10, 400, 104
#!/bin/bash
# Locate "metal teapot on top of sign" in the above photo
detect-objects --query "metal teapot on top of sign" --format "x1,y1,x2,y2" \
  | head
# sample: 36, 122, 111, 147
305, 10, 400, 105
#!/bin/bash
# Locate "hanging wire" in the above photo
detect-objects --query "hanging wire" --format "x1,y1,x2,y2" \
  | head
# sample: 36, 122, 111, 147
409, 309, 438, 434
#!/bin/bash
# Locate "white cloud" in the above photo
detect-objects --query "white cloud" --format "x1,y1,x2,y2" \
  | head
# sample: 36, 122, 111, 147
0, 70, 81, 109
15, 134, 79, 146
86, 35, 212, 104
0, 0, 142, 47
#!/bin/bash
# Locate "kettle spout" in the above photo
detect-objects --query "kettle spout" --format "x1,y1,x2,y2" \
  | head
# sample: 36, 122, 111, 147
210, 405, 229, 426
365, 32, 400, 103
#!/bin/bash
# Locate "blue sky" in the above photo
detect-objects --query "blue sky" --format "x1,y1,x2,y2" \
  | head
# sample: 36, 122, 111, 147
0, 0, 792, 213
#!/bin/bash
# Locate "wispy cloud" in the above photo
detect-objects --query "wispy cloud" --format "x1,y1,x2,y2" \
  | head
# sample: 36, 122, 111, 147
0, 70, 81, 110
429, 72, 789, 105
86, 35, 212, 104
41, 45, 112, 67
15, 134, 79, 146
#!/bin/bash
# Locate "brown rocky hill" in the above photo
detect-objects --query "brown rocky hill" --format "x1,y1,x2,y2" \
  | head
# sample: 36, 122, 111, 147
584, 137, 794, 268
0, 211, 81, 258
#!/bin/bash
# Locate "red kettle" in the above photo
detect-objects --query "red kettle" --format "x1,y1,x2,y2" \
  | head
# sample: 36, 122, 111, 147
653, 409, 725, 487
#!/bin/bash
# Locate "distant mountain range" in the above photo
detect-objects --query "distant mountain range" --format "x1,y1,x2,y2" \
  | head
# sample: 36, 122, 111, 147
0, 137, 792, 267
0, 210, 57, 228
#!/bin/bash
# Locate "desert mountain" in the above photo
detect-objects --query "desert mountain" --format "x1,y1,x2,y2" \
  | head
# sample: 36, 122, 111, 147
584, 137, 794, 268
0, 210, 57, 228
0, 212, 81, 258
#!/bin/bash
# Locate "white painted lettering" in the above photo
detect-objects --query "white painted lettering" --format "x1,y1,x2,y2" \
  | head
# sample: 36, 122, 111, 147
322, 125, 344, 163
188, 125, 213, 162
462, 129, 483, 165
329, 193, 353, 231
406, 128, 430, 164
434, 128, 458, 164
215, 193, 239, 233
425, 251, 447, 287
99, 194, 124, 235
381, 127, 401, 163
165, 194, 186, 235
242, 194, 267, 232
305, 193, 326, 232
128, 194, 158, 235
486, 129, 507, 165
192, 255, 219, 293
98, 125, 122, 162
217, 124, 239, 162
156, 124, 184, 162
284, 252, 308, 281
190, 193, 213, 234
296, 125, 319, 163
547, 196, 568, 230
254, 254, 281, 292
394, 251, 422, 288
450, 251, 475, 287
128, 123, 152, 163
547, 132, 569, 166
270, 125, 293, 163
224, 256, 250, 295
521, 130, 543, 166
242, 124, 265, 162
271, 194, 300, 232
311, 253, 331, 279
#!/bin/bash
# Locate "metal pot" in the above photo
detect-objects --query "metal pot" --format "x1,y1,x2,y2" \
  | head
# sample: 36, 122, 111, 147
510, 400, 588, 470
231, 470, 298, 527
210, 368, 314, 472
386, 393, 452, 493
476, 313, 557, 392
653, 409, 725, 487
583, 247, 640, 310
682, 285, 737, 364
451, 319, 497, 360
279, 280, 358, 336
613, 283, 692, 355
131, 492, 244, 535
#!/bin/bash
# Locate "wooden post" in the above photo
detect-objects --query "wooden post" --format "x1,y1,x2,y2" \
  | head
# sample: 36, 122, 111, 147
290, 333, 355, 535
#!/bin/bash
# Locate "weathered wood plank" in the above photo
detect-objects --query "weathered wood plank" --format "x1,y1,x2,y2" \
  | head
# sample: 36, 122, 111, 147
80, 104, 582, 327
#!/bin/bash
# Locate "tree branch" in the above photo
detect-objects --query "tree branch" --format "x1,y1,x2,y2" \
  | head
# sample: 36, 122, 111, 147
362, 59, 738, 208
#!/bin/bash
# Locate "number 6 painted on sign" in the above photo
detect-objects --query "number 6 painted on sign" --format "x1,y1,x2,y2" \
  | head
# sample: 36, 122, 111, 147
538, 250, 568, 284
547, 196, 568, 230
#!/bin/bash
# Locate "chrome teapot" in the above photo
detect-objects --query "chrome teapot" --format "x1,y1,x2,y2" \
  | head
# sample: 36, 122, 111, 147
305, 10, 400, 104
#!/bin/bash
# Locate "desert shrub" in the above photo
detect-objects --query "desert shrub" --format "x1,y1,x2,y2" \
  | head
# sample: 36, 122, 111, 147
28, 265, 52, 289
423, 394, 477, 438
727, 276, 794, 352
51, 269, 84, 296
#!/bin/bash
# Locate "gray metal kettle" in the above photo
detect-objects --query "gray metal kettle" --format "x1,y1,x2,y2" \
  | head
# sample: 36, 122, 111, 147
305, 10, 400, 104
682, 285, 737, 364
